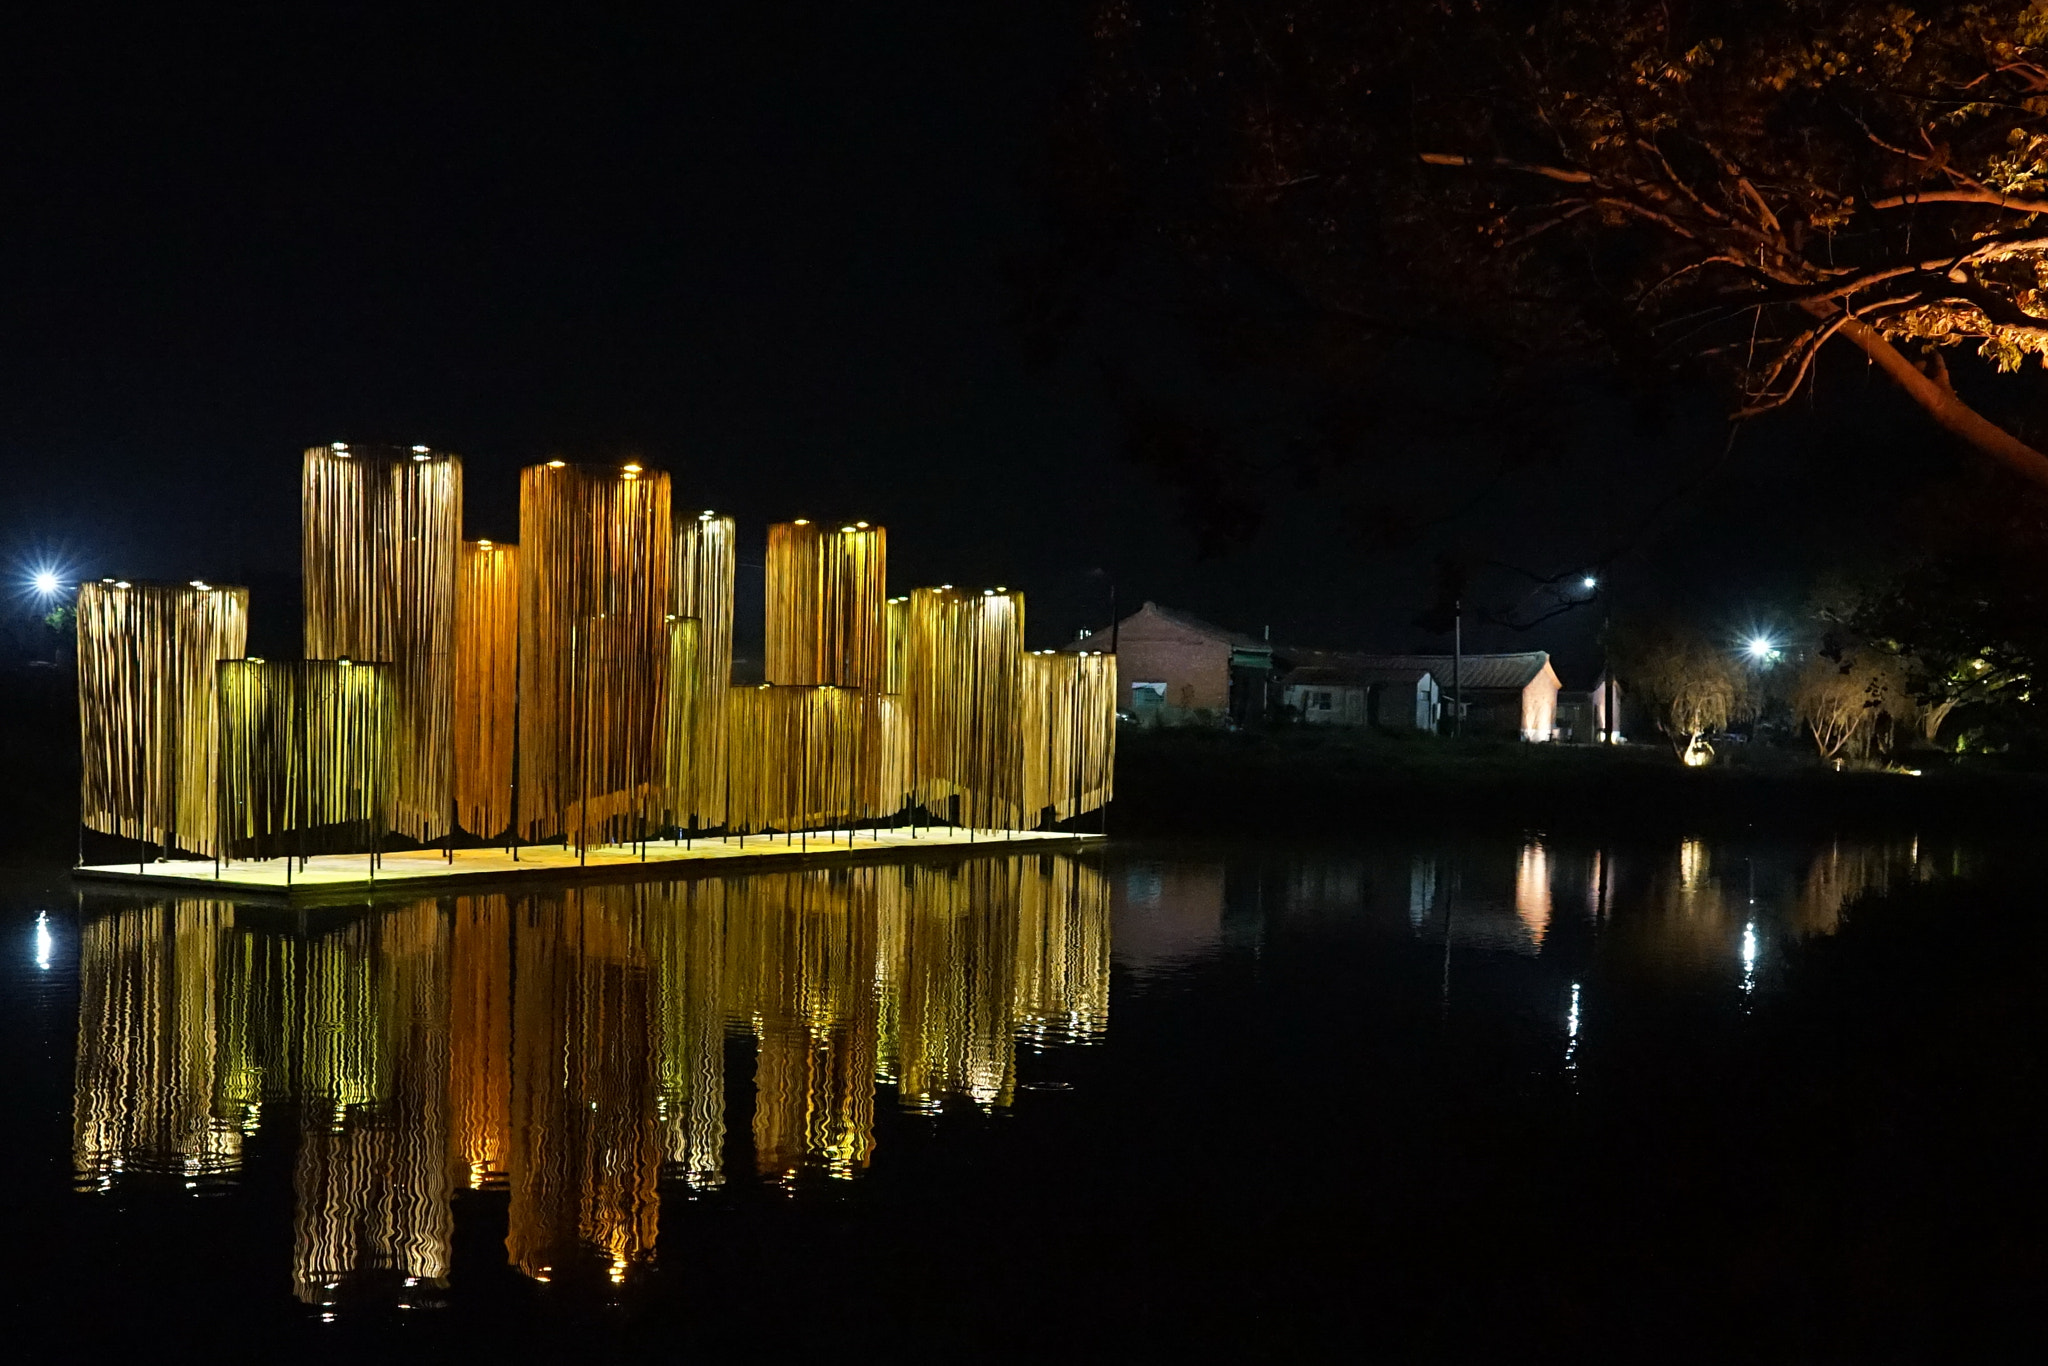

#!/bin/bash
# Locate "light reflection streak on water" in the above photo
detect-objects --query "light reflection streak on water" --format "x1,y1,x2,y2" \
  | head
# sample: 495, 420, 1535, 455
33, 911, 51, 971
1741, 922, 1758, 997
1564, 982, 1581, 1077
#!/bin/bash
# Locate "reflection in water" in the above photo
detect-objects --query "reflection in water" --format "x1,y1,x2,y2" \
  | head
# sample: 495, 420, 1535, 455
1514, 841, 1552, 949
74, 901, 246, 1187
73, 854, 1110, 1304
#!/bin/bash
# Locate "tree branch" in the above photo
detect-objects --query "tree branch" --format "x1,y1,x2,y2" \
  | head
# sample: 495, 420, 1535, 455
1419, 152, 1594, 184
1866, 187, 2048, 213
1816, 304, 2048, 489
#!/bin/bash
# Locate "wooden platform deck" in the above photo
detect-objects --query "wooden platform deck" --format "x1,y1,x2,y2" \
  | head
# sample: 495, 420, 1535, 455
74, 827, 1103, 901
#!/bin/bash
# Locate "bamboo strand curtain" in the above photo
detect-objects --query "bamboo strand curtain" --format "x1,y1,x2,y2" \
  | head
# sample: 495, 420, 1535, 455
517, 463, 672, 850
723, 686, 911, 835
77, 581, 249, 857
216, 659, 394, 861
764, 522, 886, 689
302, 445, 460, 843
1020, 651, 1118, 824
901, 588, 1025, 828
454, 541, 519, 839
673, 514, 735, 827
660, 617, 701, 829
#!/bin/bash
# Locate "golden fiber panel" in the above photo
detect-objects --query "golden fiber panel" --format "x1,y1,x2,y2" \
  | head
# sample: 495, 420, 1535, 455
517, 463, 673, 849
660, 617, 701, 831
723, 685, 910, 835
902, 588, 1025, 828
764, 521, 886, 690
674, 514, 736, 827
455, 541, 519, 839
1020, 651, 1118, 823
76, 581, 249, 857
302, 445, 461, 842
216, 659, 395, 862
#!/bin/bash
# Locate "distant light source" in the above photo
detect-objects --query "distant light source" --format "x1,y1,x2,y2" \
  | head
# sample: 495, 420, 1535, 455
1746, 636, 1775, 660
31, 570, 60, 596
622, 462, 642, 473
546, 460, 566, 469
1582, 575, 1598, 590
411, 445, 430, 454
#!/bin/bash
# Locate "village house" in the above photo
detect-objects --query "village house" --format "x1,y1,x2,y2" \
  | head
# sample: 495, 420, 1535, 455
1281, 661, 1441, 731
1069, 601, 1273, 726
1282, 649, 1563, 740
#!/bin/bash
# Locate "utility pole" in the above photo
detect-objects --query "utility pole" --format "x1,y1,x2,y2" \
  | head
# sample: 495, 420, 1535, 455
1452, 596, 1463, 739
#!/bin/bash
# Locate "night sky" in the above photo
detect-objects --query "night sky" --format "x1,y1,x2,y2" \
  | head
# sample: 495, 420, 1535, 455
0, 4, 1992, 679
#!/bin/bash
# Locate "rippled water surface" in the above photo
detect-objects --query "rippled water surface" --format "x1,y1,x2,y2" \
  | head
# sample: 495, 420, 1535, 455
0, 834, 2033, 1357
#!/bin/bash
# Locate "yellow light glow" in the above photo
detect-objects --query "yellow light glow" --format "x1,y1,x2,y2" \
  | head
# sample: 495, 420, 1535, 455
114, 580, 131, 589
793, 518, 809, 526
623, 463, 642, 473
477, 539, 492, 548
546, 460, 566, 469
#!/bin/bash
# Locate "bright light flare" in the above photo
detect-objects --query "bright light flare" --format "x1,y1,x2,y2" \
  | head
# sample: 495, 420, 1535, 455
31, 569, 60, 596
1746, 636, 1775, 659
1581, 575, 1597, 590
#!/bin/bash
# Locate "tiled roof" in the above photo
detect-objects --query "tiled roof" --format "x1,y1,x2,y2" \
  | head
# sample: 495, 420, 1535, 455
1288, 649, 1552, 691
1067, 601, 1271, 654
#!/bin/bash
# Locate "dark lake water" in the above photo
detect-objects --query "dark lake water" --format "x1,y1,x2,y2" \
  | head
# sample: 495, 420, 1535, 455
0, 833, 2036, 1359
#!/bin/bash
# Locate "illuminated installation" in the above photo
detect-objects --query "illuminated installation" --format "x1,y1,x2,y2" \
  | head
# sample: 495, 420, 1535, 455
454, 540, 519, 840
76, 580, 249, 858
517, 461, 675, 848
77, 445, 1114, 881
302, 443, 461, 842
215, 659, 394, 861
671, 513, 736, 831
73, 852, 1111, 1301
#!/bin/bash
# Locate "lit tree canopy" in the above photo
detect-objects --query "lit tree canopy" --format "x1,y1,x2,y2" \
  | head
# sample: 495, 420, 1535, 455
1064, 0, 2048, 497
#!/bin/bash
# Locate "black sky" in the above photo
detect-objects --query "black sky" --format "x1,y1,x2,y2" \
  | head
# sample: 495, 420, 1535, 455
0, 3, 2000, 680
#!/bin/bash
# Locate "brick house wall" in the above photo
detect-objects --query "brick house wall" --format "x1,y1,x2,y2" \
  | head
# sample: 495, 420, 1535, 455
1114, 612, 1231, 712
